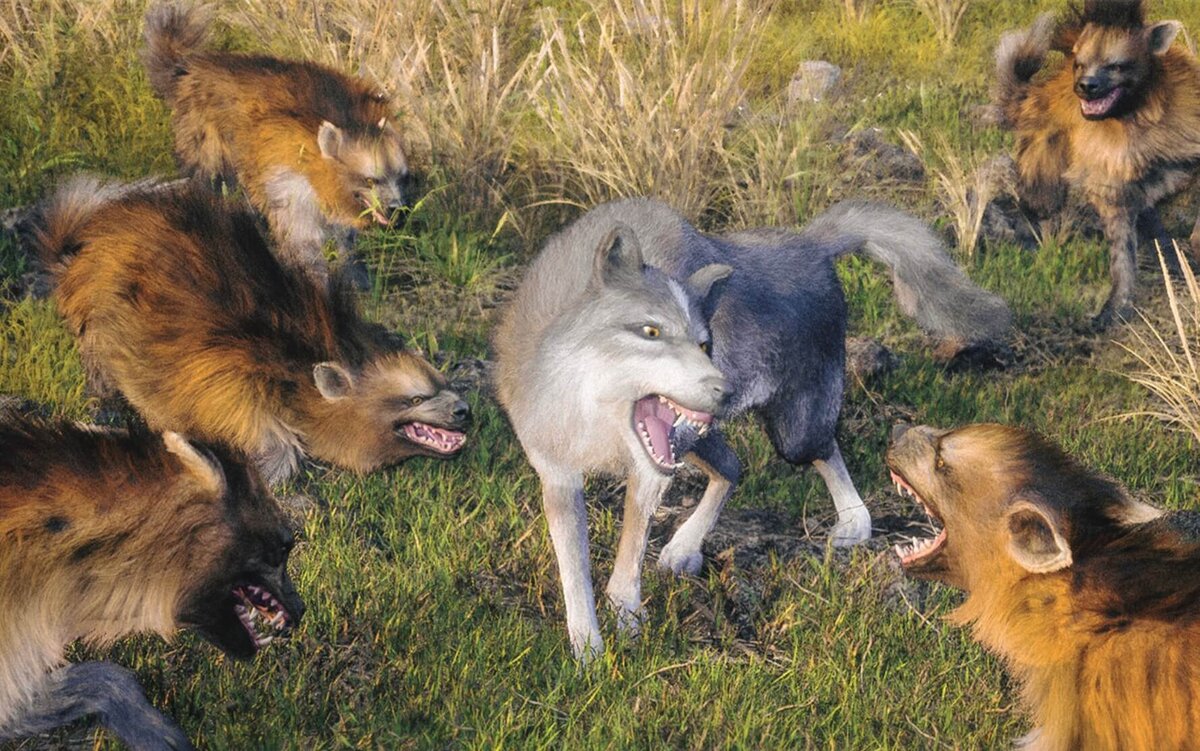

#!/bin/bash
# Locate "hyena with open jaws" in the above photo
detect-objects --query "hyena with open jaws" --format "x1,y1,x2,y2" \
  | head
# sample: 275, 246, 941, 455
888, 423, 1200, 751
495, 198, 1010, 658
0, 415, 304, 750
30, 176, 469, 485
993, 0, 1200, 328
143, 1, 409, 286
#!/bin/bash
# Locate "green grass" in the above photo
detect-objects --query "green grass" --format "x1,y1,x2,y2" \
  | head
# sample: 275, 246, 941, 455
4, 0, 1200, 748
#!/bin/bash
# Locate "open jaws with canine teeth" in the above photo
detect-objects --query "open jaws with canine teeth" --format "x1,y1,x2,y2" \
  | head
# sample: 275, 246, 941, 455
233, 584, 290, 649
402, 421, 466, 454
889, 470, 946, 565
635, 394, 714, 470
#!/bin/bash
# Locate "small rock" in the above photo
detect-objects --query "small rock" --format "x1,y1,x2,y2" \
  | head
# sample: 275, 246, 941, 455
845, 337, 897, 382
787, 61, 842, 105
841, 128, 925, 183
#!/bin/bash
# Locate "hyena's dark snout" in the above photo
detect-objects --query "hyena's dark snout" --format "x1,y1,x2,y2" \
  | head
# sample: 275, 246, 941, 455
1075, 75, 1110, 99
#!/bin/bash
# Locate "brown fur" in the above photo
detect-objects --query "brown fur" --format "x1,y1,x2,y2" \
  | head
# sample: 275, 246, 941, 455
993, 0, 1200, 327
888, 423, 1200, 751
143, 2, 408, 281
29, 176, 469, 485
0, 414, 301, 746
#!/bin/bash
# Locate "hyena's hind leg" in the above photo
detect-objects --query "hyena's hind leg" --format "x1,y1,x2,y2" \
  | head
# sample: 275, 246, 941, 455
605, 468, 671, 634
0, 662, 194, 751
657, 432, 740, 576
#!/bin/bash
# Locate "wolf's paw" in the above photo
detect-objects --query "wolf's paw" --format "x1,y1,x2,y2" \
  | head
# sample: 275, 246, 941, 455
657, 543, 704, 576
830, 508, 872, 547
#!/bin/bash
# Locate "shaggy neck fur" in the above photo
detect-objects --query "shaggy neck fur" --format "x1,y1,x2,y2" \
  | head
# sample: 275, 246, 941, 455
952, 555, 1200, 750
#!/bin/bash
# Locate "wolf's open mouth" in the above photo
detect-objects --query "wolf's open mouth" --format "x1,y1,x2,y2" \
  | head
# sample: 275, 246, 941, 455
633, 394, 713, 471
233, 584, 292, 651
1080, 87, 1123, 118
890, 470, 947, 566
402, 421, 466, 454
360, 197, 393, 226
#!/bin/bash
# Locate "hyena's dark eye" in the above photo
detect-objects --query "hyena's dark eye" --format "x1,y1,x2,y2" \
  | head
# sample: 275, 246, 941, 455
642, 325, 661, 339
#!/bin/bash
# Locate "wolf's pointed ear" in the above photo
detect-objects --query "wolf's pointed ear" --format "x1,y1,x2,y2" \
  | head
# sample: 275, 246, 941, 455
313, 362, 354, 400
1147, 21, 1183, 56
687, 264, 732, 302
163, 432, 226, 494
592, 225, 644, 287
1006, 498, 1072, 573
317, 121, 344, 159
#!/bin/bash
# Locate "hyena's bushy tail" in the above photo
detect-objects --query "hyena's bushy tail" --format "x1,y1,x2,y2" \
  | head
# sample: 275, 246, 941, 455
992, 12, 1057, 127
804, 201, 1013, 343
142, 2, 212, 102
28, 176, 136, 274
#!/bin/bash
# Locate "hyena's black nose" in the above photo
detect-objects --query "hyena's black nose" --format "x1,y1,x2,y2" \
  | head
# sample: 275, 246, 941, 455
1076, 77, 1104, 98
890, 423, 912, 444
452, 400, 471, 423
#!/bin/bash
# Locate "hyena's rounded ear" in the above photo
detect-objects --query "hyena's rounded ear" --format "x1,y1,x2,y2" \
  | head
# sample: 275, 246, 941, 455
686, 264, 732, 302
1006, 498, 1072, 574
1147, 21, 1184, 56
313, 362, 355, 400
163, 432, 226, 495
317, 121, 344, 159
592, 225, 644, 287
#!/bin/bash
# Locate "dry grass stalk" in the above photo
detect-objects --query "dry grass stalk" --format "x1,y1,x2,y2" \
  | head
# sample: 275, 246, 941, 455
1120, 242, 1200, 446
898, 129, 1002, 258
910, 0, 970, 49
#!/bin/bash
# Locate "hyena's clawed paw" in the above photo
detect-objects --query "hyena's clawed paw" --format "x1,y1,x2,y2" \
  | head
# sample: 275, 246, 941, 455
830, 506, 872, 547
657, 541, 704, 576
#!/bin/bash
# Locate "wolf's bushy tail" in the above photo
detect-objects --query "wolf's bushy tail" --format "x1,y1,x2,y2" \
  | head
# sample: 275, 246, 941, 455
28, 176, 138, 275
143, 2, 212, 102
992, 12, 1056, 127
803, 201, 1012, 343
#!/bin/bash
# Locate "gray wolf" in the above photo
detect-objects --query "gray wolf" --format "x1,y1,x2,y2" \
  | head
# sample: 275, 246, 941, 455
887, 422, 1196, 751
993, 0, 1200, 328
143, 1, 408, 285
494, 197, 1011, 657
0, 415, 304, 750
29, 175, 469, 485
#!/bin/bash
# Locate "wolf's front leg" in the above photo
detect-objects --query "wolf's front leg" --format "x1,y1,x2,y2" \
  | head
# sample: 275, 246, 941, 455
1094, 205, 1139, 329
0, 662, 194, 751
539, 470, 603, 660
813, 442, 871, 546
658, 433, 740, 576
605, 469, 671, 633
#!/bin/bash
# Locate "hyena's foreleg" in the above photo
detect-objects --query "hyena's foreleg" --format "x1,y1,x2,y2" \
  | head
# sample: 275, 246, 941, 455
657, 432, 741, 576
1095, 204, 1139, 329
605, 468, 671, 633
1, 662, 194, 751
812, 442, 872, 547
535, 463, 602, 660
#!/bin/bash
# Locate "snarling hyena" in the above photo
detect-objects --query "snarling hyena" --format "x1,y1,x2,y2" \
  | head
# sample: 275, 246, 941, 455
993, 0, 1200, 328
143, 1, 409, 286
0, 415, 304, 749
30, 175, 470, 485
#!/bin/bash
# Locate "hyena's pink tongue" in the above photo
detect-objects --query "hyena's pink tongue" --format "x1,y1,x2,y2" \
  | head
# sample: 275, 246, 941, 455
1082, 88, 1121, 116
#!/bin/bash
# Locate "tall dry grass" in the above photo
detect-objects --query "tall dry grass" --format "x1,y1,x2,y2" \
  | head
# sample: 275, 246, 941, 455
1121, 244, 1200, 446
527, 0, 772, 218
910, 0, 970, 50
898, 129, 1006, 258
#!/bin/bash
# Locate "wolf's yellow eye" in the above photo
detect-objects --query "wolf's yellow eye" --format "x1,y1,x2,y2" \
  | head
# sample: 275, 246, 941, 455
642, 325, 660, 339
365, 177, 377, 188
699, 341, 710, 355
410, 396, 424, 406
